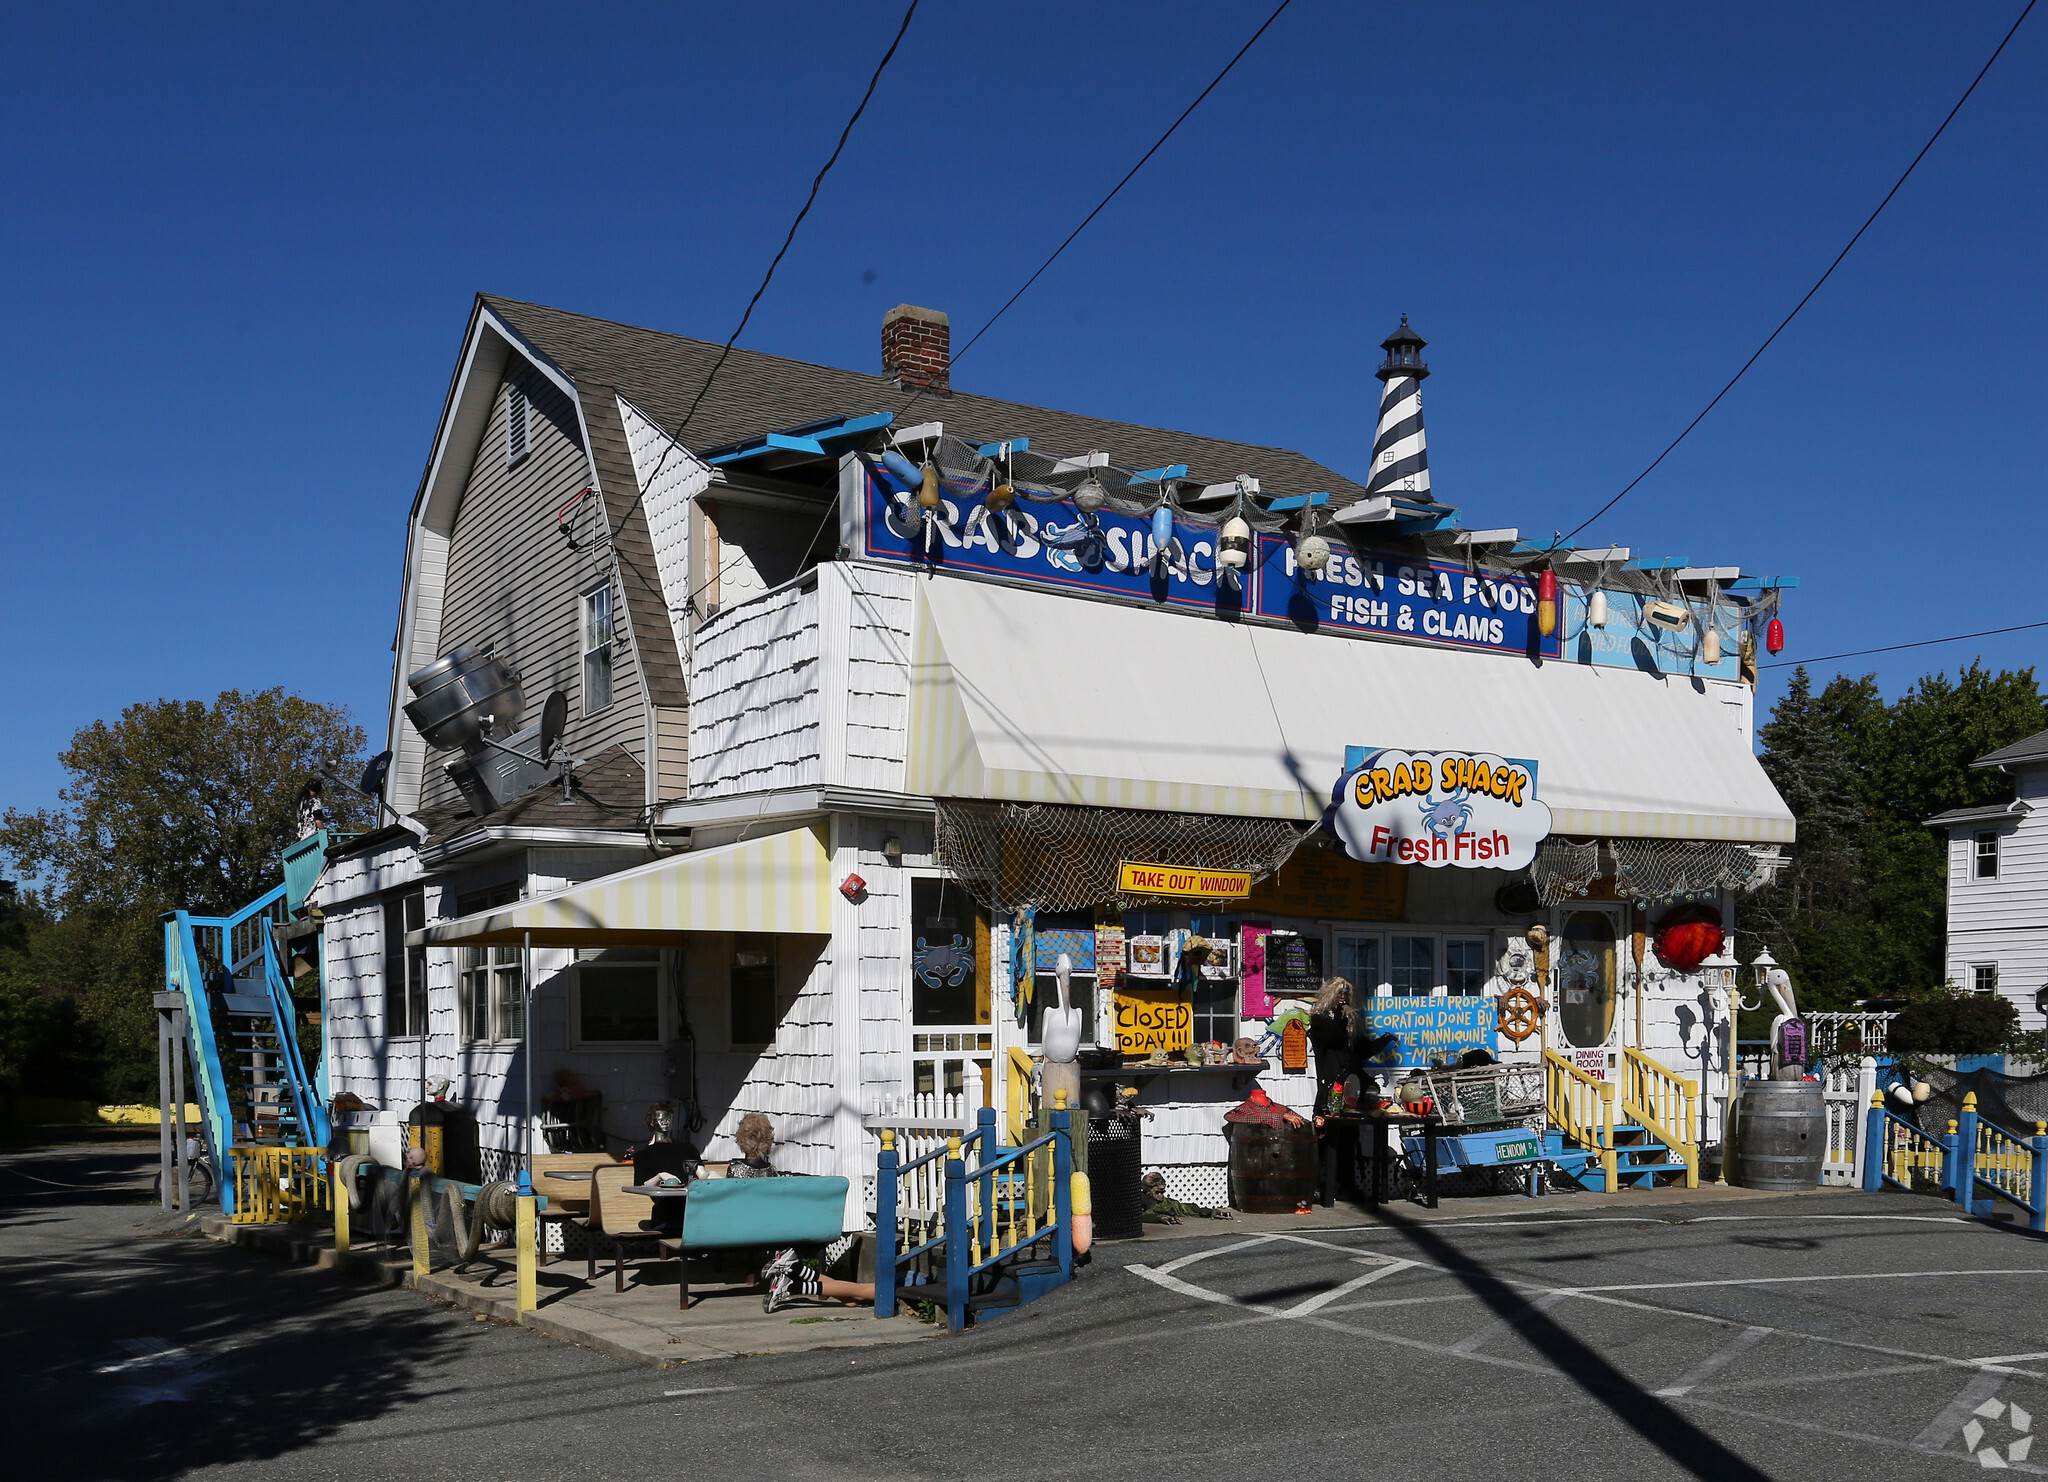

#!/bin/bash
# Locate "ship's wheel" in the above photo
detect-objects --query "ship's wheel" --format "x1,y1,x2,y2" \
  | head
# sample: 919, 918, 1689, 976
1496, 987, 1545, 1045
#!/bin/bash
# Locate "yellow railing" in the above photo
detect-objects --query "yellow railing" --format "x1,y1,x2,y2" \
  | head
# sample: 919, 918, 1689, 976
1543, 1050, 1617, 1191
1969, 1096, 2040, 1206
1621, 1047, 1699, 1188
1006, 1048, 1036, 1143
229, 1145, 330, 1224
1868, 1094, 1947, 1194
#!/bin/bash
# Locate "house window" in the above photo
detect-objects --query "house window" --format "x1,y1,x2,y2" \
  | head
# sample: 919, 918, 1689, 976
1445, 937, 1491, 996
1389, 935, 1436, 996
582, 584, 614, 714
576, 947, 663, 1044
914, 881, 992, 1027
505, 381, 530, 464
459, 946, 525, 1042
1974, 965, 2000, 996
729, 936, 778, 1047
1025, 906, 1095, 1045
1976, 832, 2000, 880
384, 892, 427, 1037
1188, 913, 1240, 1047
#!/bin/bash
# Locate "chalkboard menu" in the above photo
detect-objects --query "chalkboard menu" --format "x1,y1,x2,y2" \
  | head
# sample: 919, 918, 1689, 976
1264, 931, 1323, 1001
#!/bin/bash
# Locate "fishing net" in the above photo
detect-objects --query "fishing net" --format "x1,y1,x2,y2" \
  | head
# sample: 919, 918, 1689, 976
1915, 1065, 2048, 1140
1528, 836, 1782, 907
932, 799, 1313, 913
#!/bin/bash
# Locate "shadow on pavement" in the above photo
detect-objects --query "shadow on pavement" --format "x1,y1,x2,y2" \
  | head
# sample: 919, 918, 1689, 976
1373, 1205, 1773, 1482
1, 1148, 473, 1482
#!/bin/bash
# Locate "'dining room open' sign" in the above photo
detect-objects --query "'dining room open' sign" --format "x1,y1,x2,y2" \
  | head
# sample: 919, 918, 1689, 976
1114, 986, 1192, 1055
1117, 860, 1252, 900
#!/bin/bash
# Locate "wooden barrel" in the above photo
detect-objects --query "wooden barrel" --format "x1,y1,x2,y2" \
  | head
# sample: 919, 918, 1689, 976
1229, 1120, 1319, 1213
1731, 1078, 1826, 1191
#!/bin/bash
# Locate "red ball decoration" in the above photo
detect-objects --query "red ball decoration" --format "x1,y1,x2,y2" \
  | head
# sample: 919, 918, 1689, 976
1765, 617, 1784, 655
1652, 904, 1724, 974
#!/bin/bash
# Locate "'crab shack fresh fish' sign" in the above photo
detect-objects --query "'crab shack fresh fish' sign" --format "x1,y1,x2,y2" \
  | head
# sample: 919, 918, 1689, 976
1328, 747, 1552, 871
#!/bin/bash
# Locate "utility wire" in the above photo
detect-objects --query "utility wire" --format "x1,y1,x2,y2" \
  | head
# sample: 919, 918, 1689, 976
1762, 620, 2048, 670
897, 0, 1295, 420
1556, 0, 2036, 549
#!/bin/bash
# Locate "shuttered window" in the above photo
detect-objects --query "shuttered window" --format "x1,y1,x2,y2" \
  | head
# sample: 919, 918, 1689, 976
505, 382, 530, 465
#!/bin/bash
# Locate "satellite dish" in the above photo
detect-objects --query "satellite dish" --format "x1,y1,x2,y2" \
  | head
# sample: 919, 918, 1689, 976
359, 751, 393, 800
538, 691, 568, 761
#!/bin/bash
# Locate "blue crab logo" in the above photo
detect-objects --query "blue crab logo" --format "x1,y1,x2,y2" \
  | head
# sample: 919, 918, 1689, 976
1038, 515, 1104, 573
1418, 787, 1473, 840
913, 934, 973, 991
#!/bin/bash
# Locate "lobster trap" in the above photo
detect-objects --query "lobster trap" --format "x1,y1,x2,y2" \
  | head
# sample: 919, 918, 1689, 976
1411, 1062, 1544, 1128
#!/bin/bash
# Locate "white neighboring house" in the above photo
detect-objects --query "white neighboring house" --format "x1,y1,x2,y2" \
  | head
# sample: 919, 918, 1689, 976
1928, 726, 2048, 1029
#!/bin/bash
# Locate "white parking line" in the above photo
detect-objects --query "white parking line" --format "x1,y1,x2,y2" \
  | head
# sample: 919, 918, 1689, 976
1653, 1325, 1773, 1397
1447, 1290, 1571, 1354
1151, 1235, 1280, 1275
1912, 1369, 2009, 1453
1283, 1260, 1415, 1317
1565, 1267, 2048, 1296
662, 1385, 742, 1398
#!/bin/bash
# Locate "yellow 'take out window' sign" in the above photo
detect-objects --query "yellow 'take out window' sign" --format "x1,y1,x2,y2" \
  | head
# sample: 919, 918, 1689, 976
1114, 985, 1192, 1056
1117, 860, 1252, 900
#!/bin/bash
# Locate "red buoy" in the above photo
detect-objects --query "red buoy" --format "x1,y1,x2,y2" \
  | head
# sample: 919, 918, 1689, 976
1536, 568, 1558, 638
1765, 616, 1785, 655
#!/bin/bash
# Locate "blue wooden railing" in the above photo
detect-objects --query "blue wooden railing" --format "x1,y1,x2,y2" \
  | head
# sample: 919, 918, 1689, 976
875, 1101, 1073, 1331
164, 882, 329, 1213
1864, 1092, 2047, 1230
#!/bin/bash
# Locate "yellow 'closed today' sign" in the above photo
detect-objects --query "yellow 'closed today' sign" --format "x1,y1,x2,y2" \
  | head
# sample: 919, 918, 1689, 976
1114, 986, 1192, 1055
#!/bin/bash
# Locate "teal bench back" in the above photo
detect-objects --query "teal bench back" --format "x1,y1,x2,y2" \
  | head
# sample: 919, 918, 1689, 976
682, 1175, 849, 1250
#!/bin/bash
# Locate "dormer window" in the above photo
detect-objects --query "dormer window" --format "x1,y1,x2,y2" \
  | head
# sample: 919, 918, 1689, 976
505, 381, 531, 465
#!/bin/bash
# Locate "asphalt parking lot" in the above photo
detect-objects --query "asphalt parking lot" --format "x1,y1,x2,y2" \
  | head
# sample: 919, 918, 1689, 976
8, 1140, 2048, 1481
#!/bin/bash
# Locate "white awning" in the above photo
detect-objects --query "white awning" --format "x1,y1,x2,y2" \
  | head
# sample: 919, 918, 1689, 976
409, 825, 833, 946
905, 578, 1794, 844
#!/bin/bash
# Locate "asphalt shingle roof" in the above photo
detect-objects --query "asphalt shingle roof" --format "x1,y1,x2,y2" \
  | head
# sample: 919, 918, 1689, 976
1972, 727, 2048, 771
480, 294, 1375, 504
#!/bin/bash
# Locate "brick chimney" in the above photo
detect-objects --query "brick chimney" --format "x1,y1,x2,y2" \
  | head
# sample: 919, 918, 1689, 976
882, 304, 950, 393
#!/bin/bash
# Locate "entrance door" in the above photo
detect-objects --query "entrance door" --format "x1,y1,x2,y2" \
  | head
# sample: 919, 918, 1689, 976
905, 877, 992, 1122
1554, 905, 1624, 1050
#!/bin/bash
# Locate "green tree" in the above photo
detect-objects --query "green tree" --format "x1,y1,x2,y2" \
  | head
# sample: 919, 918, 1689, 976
0, 690, 366, 1096
1746, 661, 2046, 1011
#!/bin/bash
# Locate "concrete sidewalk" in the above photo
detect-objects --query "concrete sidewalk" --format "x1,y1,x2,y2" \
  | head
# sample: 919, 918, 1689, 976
201, 1216, 939, 1368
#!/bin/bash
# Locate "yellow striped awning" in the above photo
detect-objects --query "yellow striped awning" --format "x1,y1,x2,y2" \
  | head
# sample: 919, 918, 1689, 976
409, 825, 833, 946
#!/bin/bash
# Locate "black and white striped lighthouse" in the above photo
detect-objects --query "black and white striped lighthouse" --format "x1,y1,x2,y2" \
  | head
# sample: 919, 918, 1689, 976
1367, 315, 1432, 503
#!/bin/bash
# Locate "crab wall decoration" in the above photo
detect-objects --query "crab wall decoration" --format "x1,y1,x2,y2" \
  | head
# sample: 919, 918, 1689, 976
912, 934, 973, 991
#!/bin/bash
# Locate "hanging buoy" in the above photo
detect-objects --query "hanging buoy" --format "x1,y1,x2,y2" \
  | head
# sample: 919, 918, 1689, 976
1536, 568, 1558, 638
1587, 588, 1608, 629
1766, 616, 1785, 655
1217, 516, 1250, 571
1295, 532, 1331, 574
1073, 475, 1107, 512
1701, 627, 1722, 664
986, 483, 1015, 512
877, 449, 921, 488
916, 461, 941, 510
1151, 504, 1174, 553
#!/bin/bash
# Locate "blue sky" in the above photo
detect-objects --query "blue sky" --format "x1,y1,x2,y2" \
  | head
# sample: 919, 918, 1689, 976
1, 2, 2042, 816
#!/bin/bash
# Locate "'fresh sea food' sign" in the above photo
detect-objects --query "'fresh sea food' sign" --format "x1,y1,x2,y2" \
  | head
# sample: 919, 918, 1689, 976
1255, 534, 1555, 659
1328, 747, 1552, 871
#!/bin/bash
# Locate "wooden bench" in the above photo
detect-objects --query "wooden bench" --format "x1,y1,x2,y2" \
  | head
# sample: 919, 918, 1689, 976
582, 1163, 670, 1291
658, 1176, 850, 1309
525, 1153, 622, 1269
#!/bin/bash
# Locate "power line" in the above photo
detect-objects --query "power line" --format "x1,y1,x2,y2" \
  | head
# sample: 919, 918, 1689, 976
898, 0, 1295, 419
1556, 0, 2036, 549
1763, 620, 2048, 670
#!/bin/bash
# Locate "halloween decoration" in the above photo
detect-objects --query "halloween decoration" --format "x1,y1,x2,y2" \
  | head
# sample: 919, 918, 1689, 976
1651, 904, 1724, 975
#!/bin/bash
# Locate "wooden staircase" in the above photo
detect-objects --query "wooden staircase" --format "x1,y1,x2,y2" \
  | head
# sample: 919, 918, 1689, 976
1543, 1048, 1700, 1191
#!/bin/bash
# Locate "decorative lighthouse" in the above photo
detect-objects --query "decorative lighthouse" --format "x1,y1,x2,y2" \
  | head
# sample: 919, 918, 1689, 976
1367, 315, 1433, 503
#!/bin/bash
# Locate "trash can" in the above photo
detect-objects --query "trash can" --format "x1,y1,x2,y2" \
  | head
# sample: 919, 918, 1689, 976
1089, 1119, 1145, 1240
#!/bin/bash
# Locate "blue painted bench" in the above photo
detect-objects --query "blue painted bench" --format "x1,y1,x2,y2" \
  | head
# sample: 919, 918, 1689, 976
658, 1176, 851, 1309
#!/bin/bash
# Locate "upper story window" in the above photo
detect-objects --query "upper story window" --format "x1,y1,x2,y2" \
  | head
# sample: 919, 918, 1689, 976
505, 382, 531, 465
1974, 964, 2000, 995
1975, 831, 2001, 880
383, 892, 427, 1038
582, 583, 614, 714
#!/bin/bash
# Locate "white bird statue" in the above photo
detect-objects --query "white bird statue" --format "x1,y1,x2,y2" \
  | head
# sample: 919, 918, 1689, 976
1042, 951, 1083, 1064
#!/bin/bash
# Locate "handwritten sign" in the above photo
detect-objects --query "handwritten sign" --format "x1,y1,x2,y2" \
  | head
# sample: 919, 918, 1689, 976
1263, 931, 1323, 1001
1360, 996, 1493, 1067
1116, 861, 1252, 900
1113, 985, 1193, 1056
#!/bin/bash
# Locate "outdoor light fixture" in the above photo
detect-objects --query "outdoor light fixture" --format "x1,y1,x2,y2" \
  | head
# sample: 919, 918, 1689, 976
1698, 947, 1737, 992
881, 835, 903, 863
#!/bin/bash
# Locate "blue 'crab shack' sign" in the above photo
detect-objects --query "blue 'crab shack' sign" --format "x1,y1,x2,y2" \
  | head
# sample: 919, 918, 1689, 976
856, 469, 1249, 616
1327, 747, 1552, 871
